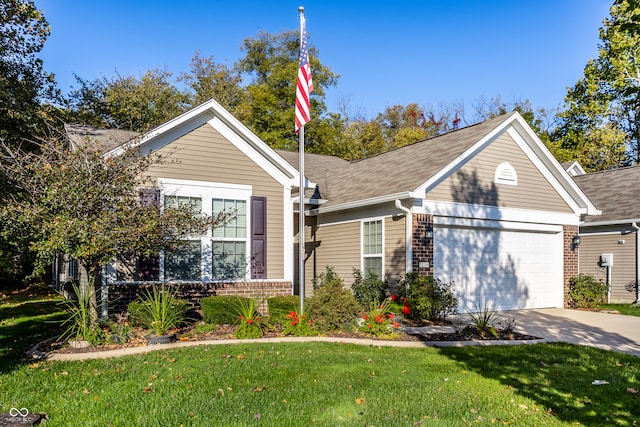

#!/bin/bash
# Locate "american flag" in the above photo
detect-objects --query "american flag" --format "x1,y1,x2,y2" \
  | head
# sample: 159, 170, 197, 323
295, 13, 313, 133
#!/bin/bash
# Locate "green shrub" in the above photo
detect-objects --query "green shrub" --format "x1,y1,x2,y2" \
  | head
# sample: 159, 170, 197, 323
267, 295, 301, 323
351, 269, 387, 308
138, 284, 188, 336
306, 268, 360, 332
397, 273, 458, 322
567, 274, 608, 309
128, 291, 188, 332
200, 295, 248, 325
232, 296, 263, 339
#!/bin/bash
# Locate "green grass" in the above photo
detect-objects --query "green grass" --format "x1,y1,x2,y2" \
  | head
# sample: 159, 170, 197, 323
1, 288, 639, 426
599, 303, 640, 317
0, 284, 66, 372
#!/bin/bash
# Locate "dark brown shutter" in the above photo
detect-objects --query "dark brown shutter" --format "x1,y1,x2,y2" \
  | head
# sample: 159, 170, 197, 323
250, 196, 267, 279
138, 188, 160, 280
139, 188, 160, 207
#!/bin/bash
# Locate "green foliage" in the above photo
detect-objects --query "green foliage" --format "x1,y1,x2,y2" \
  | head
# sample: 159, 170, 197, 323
266, 295, 300, 323
281, 311, 318, 337
357, 301, 400, 338
200, 295, 247, 325
567, 274, 608, 309
59, 281, 103, 345
231, 296, 263, 339
464, 303, 501, 338
351, 269, 387, 308
397, 273, 458, 322
551, 0, 640, 168
68, 68, 189, 132
138, 284, 187, 336
306, 268, 360, 332
0, 0, 59, 149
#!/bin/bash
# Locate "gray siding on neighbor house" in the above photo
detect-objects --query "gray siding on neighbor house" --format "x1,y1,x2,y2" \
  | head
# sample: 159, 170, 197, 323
579, 231, 638, 303
146, 124, 286, 280
426, 133, 572, 213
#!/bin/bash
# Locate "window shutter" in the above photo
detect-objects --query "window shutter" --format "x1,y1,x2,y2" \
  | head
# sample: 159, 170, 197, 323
250, 196, 267, 279
140, 188, 160, 207
138, 254, 159, 281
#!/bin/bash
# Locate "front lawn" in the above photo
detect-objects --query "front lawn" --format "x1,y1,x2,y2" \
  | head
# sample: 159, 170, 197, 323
0, 342, 638, 426
1, 288, 639, 426
599, 303, 640, 317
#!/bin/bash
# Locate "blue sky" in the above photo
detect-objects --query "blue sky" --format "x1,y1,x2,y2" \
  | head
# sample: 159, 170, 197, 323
39, 0, 612, 120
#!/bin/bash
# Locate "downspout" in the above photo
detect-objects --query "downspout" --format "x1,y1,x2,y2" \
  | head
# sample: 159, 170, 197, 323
632, 222, 640, 304
395, 200, 413, 274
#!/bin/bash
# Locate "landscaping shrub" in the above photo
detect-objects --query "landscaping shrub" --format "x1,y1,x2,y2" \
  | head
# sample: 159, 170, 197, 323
232, 296, 263, 339
267, 295, 301, 323
567, 274, 608, 309
351, 269, 387, 308
397, 273, 458, 322
306, 267, 360, 331
200, 295, 248, 325
127, 288, 188, 333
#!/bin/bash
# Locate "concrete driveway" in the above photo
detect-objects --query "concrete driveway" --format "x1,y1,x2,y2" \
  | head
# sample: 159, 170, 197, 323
500, 308, 640, 357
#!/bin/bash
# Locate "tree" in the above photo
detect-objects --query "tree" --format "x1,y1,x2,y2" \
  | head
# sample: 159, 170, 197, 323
0, 133, 225, 318
553, 0, 640, 169
0, 0, 59, 149
68, 68, 189, 132
178, 51, 245, 112
235, 30, 340, 150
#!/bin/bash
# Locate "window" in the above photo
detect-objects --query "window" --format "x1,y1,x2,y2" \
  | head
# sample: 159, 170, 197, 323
164, 195, 202, 213
363, 219, 383, 277
164, 240, 202, 281
212, 199, 247, 280
158, 179, 254, 282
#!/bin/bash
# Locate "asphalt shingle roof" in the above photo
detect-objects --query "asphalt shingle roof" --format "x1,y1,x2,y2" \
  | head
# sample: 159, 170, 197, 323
573, 165, 640, 224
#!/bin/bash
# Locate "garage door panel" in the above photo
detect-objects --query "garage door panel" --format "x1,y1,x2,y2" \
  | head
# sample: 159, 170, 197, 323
434, 225, 562, 312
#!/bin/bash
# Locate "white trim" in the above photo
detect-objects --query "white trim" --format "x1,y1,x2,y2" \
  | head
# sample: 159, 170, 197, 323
419, 200, 581, 226
581, 218, 640, 227
579, 230, 629, 237
361, 217, 385, 277
311, 192, 414, 215
435, 216, 563, 233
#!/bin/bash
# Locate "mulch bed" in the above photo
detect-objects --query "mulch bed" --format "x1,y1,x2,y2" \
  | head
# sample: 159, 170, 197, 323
39, 321, 540, 356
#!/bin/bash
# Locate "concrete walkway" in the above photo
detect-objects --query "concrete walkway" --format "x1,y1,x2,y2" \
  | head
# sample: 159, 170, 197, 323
30, 308, 640, 361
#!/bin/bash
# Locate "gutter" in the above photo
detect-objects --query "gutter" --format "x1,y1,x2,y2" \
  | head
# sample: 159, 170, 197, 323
395, 200, 413, 274
309, 192, 415, 215
581, 218, 640, 227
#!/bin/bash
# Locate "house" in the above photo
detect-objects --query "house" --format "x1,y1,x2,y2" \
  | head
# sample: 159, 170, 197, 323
572, 166, 640, 303
61, 100, 599, 314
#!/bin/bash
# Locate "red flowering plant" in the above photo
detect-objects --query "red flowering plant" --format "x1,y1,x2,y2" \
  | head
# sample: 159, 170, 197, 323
357, 300, 400, 338
233, 296, 263, 339
282, 311, 318, 337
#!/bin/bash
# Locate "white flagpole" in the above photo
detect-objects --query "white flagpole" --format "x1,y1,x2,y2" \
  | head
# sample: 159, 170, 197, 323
298, 6, 306, 315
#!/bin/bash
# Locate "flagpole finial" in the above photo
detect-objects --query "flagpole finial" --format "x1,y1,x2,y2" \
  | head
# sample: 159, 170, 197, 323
298, 6, 304, 13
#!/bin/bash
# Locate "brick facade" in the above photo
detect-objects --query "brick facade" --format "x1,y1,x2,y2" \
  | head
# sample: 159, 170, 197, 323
106, 281, 292, 318
412, 214, 434, 276
563, 225, 580, 308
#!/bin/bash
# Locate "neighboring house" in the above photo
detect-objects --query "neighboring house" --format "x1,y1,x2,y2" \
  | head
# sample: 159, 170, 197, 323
60, 101, 599, 314
572, 166, 640, 303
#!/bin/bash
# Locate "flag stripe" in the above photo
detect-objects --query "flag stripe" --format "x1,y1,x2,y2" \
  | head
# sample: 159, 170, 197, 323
295, 14, 313, 133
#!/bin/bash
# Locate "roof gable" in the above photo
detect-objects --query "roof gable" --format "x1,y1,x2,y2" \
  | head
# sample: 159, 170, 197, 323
105, 99, 300, 188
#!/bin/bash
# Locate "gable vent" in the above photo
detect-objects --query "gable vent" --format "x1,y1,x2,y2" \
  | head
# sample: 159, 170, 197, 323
495, 162, 517, 186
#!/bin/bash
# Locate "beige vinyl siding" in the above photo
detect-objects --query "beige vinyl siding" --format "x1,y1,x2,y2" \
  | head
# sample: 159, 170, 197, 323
310, 221, 361, 289
146, 124, 285, 280
384, 215, 406, 286
426, 133, 572, 213
579, 232, 637, 303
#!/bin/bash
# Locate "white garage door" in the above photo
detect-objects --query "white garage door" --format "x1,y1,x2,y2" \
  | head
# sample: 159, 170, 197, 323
434, 224, 563, 312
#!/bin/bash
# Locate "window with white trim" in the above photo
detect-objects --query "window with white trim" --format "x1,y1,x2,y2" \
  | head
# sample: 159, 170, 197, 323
158, 178, 252, 282
362, 219, 383, 277
212, 198, 247, 280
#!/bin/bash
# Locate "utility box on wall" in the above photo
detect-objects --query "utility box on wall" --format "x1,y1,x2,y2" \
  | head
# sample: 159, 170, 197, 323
600, 253, 613, 267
